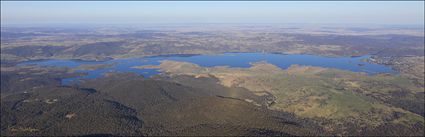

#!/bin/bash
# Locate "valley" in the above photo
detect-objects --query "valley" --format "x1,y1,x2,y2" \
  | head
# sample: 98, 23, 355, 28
1, 25, 424, 136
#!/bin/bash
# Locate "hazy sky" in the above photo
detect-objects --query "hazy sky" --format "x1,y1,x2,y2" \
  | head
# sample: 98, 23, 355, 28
1, 1, 424, 25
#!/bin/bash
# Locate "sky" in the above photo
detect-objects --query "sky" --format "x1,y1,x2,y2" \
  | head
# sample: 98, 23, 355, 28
1, 1, 424, 25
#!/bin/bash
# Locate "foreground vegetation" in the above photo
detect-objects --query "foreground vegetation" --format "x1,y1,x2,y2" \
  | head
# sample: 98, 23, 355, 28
136, 60, 424, 135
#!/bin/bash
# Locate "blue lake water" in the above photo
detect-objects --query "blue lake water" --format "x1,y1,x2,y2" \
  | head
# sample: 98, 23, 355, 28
18, 53, 394, 85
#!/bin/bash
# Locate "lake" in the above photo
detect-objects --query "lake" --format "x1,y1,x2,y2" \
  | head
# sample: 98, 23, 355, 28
19, 53, 394, 85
